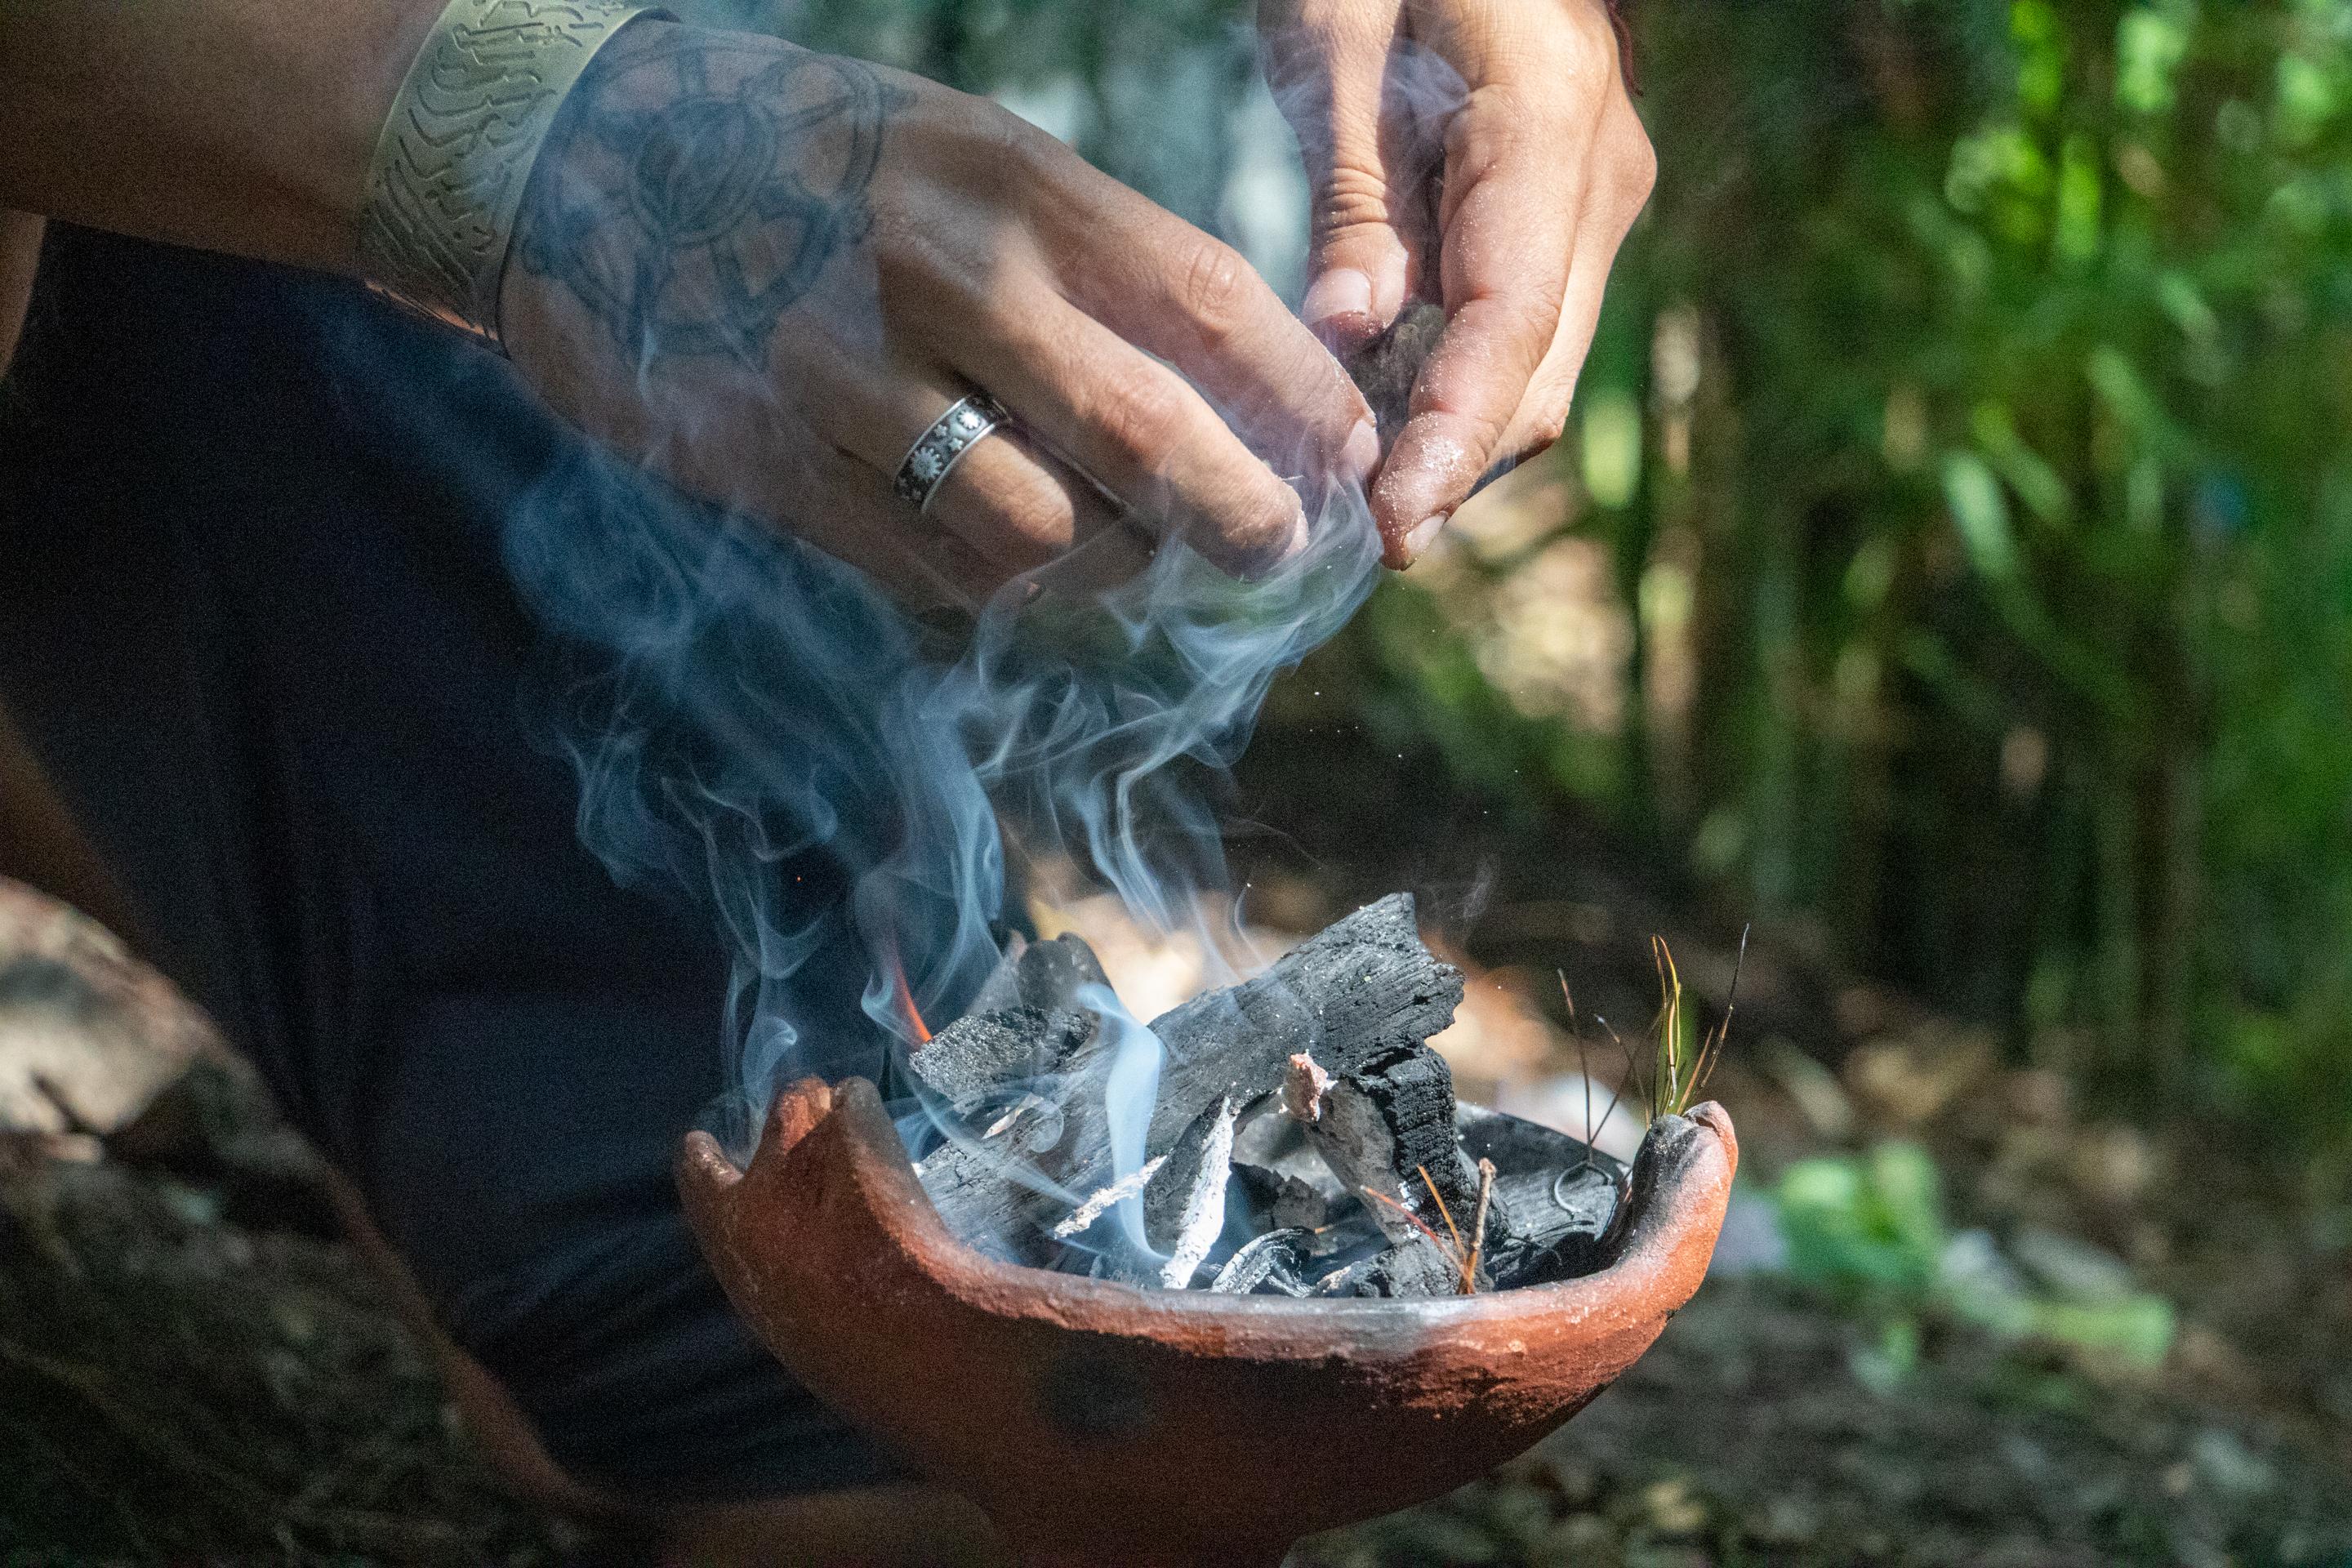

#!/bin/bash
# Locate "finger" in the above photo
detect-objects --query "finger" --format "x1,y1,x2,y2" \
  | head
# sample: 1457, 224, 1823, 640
1261, 0, 1419, 350
1045, 173, 1378, 492
732, 439, 1008, 612
1371, 1, 1638, 559
795, 345, 1143, 589
929, 434, 1158, 599
924, 423, 1133, 580
939, 288, 1320, 580
1369, 91, 1602, 565
1400, 0, 1617, 87
517, 296, 1010, 611
801, 443, 1013, 609
1033, 515, 1160, 598
1495, 97, 1654, 465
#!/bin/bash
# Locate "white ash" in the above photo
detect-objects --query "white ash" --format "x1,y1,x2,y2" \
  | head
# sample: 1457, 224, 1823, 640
1209, 1227, 1314, 1295
1050, 1154, 1168, 1240
1158, 1097, 1238, 1288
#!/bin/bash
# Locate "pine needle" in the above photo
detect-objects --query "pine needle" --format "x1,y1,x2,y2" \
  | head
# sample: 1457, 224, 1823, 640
1417, 1164, 1467, 1259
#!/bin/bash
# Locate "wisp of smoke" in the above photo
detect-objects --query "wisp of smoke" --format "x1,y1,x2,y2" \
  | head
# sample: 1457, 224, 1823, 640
499, 416, 1382, 1159
387, 18, 1456, 1181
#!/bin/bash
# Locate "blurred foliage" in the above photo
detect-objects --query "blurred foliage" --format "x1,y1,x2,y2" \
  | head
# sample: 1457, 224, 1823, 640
1776, 1141, 2176, 1378
1353, 0, 2352, 1155
1595, 0, 2352, 1151
689, 0, 2352, 1151
1780, 1143, 1951, 1305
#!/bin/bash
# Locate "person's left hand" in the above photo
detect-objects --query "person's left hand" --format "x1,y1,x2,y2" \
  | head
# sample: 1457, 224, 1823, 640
1263, 0, 1655, 567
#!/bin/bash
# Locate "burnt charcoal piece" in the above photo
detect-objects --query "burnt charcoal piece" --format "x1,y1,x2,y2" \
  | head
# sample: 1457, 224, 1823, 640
906, 1004, 1094, 1112
968, 933, 1112, 1018
1312, 1238, 1460, 1298
1152, 1098, 1239, 1288
1351, 1045, 1481, 1215
1232, 1160, 1334, 1234
1344, 300, 1449, 446
917, 894, 1463, 1263
1307, 1043, 1518, 1277
1454, 1104, 1620, 1290
1139, 893, 1464, 1159
1051, 1156, 1166, 1241
1142, 1098, 1241, 1253
1209, 1228, 1315, 1296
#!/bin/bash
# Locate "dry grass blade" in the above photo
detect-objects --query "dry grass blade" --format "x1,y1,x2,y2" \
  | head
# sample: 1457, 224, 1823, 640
1646, 929, 1747, 1118
1601, 1015, 1649, 1122
1561, 968, 1625, 1172
1683, 923, 1750, 1108
1651, 935, 1688, 1117
1559, 968, 1588, 1139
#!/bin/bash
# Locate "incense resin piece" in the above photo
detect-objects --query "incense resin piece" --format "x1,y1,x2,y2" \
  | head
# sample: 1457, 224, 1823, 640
1344, 300, 1450, 447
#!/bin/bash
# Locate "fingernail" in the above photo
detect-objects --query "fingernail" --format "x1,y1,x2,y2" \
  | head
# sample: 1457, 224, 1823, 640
1370, 251, 1410, 319
1303, 267, 1374, 329
1343, 418, 1381, 488
1285, 495, 1313, 559
1402, 512, 1448, 561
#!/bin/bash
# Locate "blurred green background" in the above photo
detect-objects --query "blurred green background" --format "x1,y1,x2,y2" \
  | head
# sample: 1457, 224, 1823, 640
691, 0, 2352, 1155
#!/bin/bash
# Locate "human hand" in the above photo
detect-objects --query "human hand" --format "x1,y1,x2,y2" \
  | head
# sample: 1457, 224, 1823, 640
501, 21, 1379, 607
1263, 0, 1655, 567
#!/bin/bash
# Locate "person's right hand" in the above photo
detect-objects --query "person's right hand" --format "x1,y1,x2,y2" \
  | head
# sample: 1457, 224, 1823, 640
499, 20, 1379, 608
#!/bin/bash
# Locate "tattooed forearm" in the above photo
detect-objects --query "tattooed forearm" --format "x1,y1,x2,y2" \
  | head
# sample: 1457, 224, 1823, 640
515, 24, 904, 368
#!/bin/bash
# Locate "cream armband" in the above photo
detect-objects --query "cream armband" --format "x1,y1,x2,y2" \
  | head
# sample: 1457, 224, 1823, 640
358, 0, 666, 350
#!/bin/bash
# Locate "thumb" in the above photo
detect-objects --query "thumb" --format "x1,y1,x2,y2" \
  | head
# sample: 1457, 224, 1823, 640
1262, 0, 1421, 352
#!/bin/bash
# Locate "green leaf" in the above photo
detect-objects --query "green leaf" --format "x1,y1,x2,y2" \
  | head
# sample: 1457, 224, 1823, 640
2117, 6, 2191, 116
2029, 1293, 2176, 1368
1775, 1145, 1950, 1300
2276, 51, 2336, 145
2055, 134, 2105, 262
1579, 390, 1644, 510
1942, 451, 2020, 579
2012, 0, 2066, 115
1972, 404, 2074, 524
1869, 1143, 1947, 1263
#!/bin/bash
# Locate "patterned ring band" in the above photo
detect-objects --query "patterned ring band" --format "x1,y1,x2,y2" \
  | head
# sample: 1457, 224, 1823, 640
893, 394, 1013, 513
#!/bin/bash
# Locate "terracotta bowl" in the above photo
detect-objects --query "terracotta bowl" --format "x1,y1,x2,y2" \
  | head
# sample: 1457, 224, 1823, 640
678, 1079, 1737, 1568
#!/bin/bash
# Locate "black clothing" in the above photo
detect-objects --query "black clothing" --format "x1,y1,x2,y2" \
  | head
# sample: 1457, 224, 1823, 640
0, 226, 897, 1499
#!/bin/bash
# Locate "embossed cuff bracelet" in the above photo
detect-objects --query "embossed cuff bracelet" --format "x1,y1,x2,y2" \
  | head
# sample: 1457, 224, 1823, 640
358, 0, 670, 350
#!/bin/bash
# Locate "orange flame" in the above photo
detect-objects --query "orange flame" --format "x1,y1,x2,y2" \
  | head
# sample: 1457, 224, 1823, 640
882, 938, 932, 1045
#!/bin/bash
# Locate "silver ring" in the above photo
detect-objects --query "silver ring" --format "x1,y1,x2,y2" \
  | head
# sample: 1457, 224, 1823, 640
893, 394, 1010, 513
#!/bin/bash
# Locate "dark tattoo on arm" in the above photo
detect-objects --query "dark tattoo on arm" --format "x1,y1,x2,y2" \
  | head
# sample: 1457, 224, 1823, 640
515, 26, 905, 368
